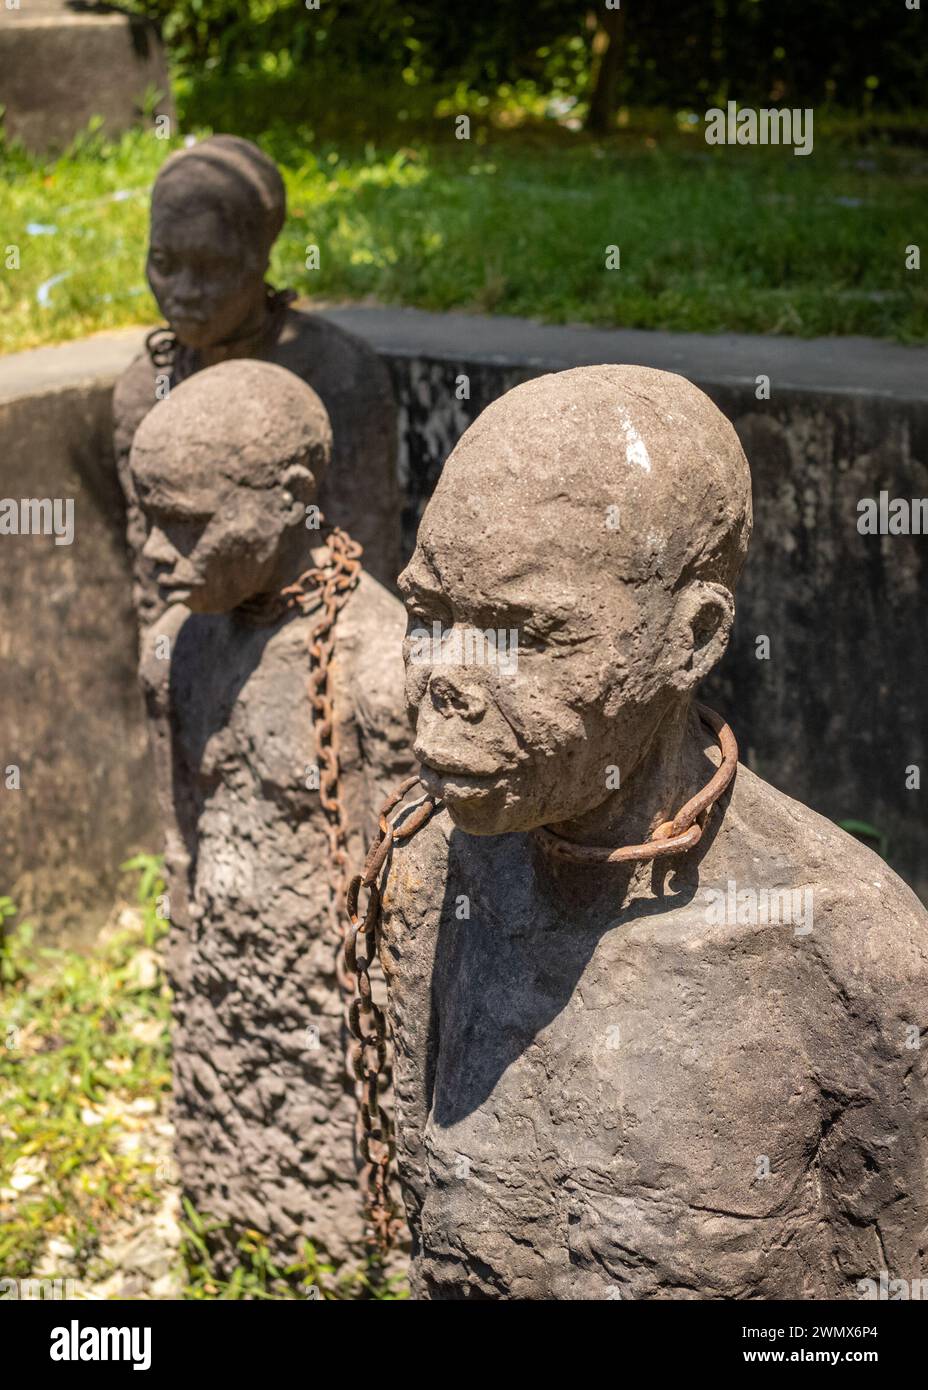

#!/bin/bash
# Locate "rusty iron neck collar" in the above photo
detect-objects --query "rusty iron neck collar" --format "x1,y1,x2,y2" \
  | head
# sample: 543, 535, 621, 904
534, 702, 738, 866
234, 525, 361, 629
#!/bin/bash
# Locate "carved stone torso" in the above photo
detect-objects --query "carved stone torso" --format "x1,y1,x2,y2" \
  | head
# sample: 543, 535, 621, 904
115, 308, 402, 619
381, 758, 928, 1300
140, 572, 412, 1270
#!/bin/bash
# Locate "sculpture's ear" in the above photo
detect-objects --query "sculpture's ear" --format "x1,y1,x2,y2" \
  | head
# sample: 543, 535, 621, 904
666, 581, 734, 692
280, 462, 318, 503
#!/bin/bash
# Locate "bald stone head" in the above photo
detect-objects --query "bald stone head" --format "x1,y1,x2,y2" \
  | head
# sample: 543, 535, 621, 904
131, 359, 331, 614
399, 364, 753, 836
147, 135, 287, 350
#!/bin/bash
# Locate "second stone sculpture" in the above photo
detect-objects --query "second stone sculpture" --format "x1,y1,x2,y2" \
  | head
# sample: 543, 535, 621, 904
131, 358, 412, 1273
114, 134, 402, 623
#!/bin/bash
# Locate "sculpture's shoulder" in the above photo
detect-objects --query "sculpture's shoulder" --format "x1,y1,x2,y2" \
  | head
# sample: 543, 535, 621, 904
113, 350, 159, 459
273, 308, 394, 417
164, 610, 317, 804
338, 570, 406, 670
275, 310, 400, 587
380, 804, 453, 992
719, 763, 928, 1025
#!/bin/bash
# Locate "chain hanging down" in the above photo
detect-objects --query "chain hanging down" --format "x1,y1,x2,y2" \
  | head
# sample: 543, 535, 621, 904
280, 527, 378, 1225
283, 529, 440, 1254
343, 777, 439, 1253
281, 525, 362, 949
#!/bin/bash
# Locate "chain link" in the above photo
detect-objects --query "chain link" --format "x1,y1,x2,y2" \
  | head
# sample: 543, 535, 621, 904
285, 529, 439, 1254
282, 526, 363, 944
344, 778, 439, 1253
282, 528, 372, 1211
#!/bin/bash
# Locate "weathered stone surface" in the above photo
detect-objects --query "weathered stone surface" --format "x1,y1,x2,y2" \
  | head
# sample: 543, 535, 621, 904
2, 313, 926, 936
382, 365, 928, 1300
706, 392, 928, 898
348, 307, 928, 901
132, 360, 412, 1269
0, 367, 154, 942
113, 136, 401, 619
0, 0, 173, 153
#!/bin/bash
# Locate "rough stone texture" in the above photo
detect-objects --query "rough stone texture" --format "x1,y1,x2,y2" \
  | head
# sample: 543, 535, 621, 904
706, 392, 927, 899
1, 313, 926, 936
113, 137, 401, 619
321, 307, 926, 901
0, 1, 173, 153
132, 361, 412, 1270
381, 366, 928, 1300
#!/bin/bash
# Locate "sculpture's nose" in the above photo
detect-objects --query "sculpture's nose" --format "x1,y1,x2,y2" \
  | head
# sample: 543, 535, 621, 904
169, 268, 204, 312
142, 525, 178, 565
429, 673, 486, 724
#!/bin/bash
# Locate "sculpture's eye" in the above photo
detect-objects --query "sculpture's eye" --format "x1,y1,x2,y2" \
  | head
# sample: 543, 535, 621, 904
149, 249, 172, 275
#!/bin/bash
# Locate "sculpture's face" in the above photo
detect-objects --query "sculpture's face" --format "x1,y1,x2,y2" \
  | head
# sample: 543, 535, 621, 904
400, 368, 747, 837
147, 198, 266, 351
137, 474, 288, 614
400, 488, 680, 838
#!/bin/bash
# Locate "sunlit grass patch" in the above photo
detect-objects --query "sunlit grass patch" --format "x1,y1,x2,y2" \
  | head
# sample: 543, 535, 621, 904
1, 97, 925, 353
0, 859, 171, 1285
0, 861, 406, 1299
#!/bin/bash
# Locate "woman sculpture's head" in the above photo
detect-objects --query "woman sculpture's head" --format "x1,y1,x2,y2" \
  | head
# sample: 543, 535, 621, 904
147, 135, 286, 351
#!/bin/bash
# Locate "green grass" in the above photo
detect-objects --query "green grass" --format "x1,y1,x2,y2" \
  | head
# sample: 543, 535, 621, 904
1, 79, 926, 351
0, 862, 403, 1299
180, 1204, 407, 1301
0, 863, 172, 1285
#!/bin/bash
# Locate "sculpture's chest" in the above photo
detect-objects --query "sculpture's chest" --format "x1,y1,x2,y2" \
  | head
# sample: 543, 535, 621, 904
388, 847, 826, 1299
170, 617, 318, 810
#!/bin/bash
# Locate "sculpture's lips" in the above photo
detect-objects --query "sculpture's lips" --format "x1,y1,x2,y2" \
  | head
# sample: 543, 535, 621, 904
417, 756, 508, 798
170, 314, 210, 340
415, 747, 503, 779
156, 576, 195, 602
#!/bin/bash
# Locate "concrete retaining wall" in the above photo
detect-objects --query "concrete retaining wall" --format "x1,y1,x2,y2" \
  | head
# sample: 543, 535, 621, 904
1, 310, 925, 936
0, 329, 152, 940
0, 1, 173, 153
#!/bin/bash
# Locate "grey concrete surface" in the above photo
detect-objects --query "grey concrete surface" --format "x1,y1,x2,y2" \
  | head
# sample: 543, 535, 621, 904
322, 304, 928, 400
0, 1, 173, 152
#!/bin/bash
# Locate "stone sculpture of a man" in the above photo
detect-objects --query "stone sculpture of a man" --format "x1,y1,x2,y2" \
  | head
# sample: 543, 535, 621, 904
376, 364, 928, 1300
131, 358, 411, 1273
114, 134, 401, 621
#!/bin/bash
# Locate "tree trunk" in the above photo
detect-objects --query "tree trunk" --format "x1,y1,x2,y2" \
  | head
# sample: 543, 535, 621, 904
587, 7, 626, 134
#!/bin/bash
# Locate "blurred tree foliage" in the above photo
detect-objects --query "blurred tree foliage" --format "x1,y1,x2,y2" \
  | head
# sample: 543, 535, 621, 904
132, 0, 926, 121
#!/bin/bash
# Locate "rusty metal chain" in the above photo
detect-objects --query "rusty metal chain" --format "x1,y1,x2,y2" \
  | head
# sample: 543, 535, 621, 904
282, 525, 362, 938
281, 527, 374, 1209
344, 777, 439, 1254
534, 702, 738, 865
283, 530, 440, 1254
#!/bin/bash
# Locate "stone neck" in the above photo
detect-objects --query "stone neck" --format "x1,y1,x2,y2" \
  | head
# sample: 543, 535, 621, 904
549, 698, 714, 852
232, 535, 330, 628
197, 303, 275, 369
